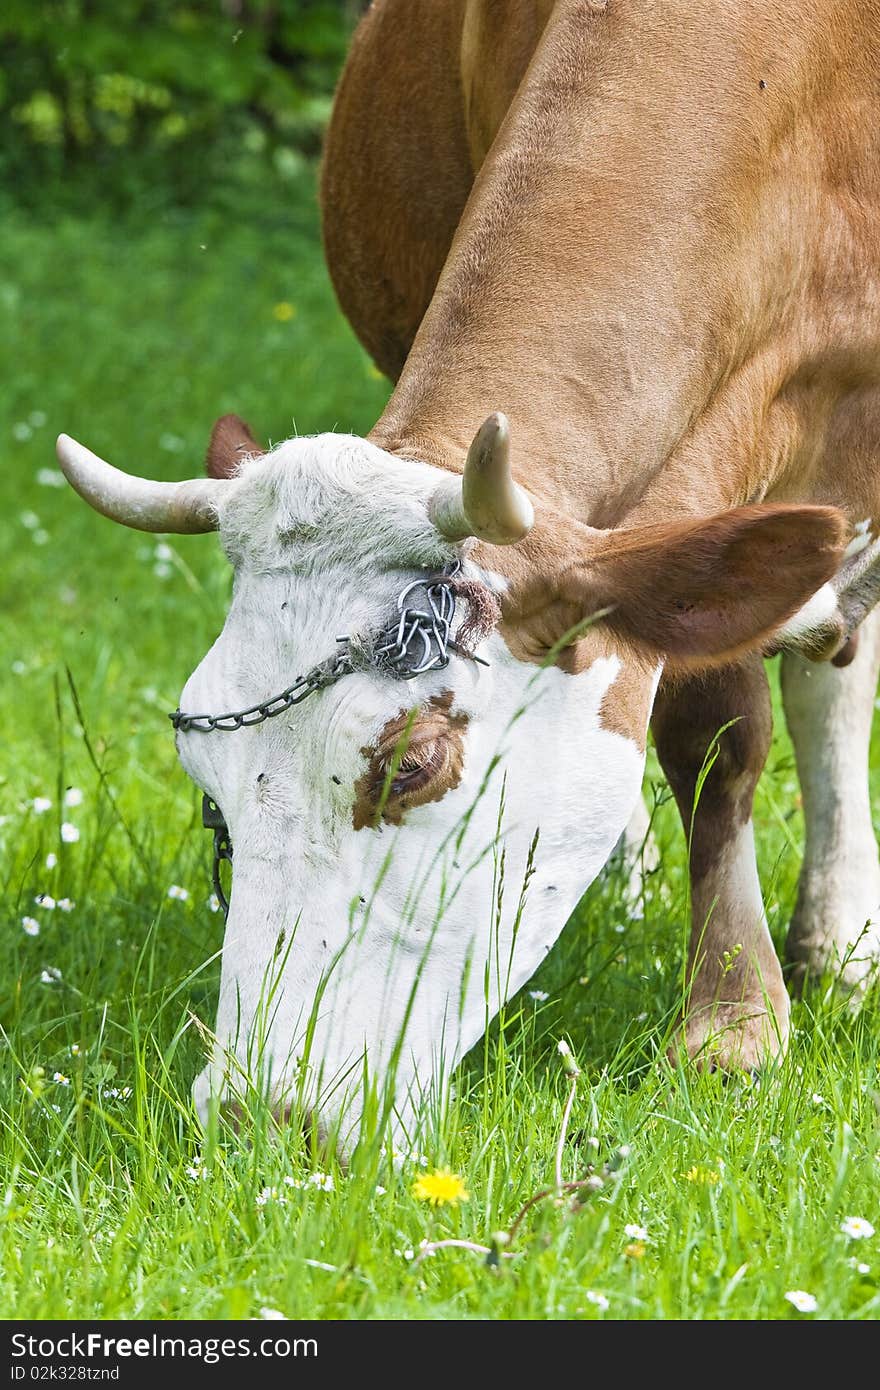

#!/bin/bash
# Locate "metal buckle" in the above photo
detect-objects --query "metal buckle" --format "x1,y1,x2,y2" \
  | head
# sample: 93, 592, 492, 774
202, 795, 232, 917
201, 795, 225, 831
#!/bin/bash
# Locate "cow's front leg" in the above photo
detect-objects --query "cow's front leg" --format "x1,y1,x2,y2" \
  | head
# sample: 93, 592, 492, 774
780, 606, 880, 993
652, 658, 789, 1068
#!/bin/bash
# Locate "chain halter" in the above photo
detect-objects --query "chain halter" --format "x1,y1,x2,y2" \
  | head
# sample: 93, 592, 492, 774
171, 563, 485, 915
168, 563, 479, 735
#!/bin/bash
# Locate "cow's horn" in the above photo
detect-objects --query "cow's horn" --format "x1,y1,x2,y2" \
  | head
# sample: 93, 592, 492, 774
56, 434, 223, 534
429, 412, 534, 544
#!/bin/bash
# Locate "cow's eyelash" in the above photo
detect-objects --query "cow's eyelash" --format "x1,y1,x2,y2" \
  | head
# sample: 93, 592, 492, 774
380, 741, 445, 796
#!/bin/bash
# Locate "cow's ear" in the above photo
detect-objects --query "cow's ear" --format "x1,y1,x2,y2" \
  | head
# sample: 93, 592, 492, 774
205, 414, 264, 479
555, 504, 847, 665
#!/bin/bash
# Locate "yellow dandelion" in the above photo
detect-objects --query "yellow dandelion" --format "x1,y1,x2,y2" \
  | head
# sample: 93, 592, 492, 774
683, 1164, 721, 1185
624, 1241, 646, 1259
411, 1168, 469, 1207
272, 302, 297, 322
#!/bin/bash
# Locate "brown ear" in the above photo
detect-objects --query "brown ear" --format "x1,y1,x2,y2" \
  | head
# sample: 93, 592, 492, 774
559, 504, 847, 665
205, 414, 265, 479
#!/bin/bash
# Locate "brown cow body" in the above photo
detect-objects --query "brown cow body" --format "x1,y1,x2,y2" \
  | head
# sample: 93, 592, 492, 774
322, 0, 880, 1062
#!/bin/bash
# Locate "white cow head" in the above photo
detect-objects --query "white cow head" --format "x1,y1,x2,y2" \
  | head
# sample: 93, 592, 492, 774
56, 417, 844, 1146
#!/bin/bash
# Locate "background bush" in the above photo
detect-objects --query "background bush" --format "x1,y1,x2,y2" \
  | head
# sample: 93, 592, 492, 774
0, 1, 365, 210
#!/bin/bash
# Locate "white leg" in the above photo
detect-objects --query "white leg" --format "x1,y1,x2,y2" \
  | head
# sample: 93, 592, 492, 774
781, 606, 880, 992
608, 791, 660, 907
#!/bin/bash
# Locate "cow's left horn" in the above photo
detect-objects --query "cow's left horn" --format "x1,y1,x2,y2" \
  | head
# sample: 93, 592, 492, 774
56, 435, 224, 534
429, 412, 534, 545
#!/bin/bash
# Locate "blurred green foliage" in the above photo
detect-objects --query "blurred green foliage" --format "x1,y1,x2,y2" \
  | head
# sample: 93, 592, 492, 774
0, 1, 365, 209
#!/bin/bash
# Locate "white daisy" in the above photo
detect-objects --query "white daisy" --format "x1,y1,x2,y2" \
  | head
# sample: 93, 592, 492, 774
32, 797, 52, 815
256, 1186, 285, 1207
624, 1223, 649, 1241
60, 823, 80, 843
21, 917, 40, 937
586, 1291, 610, 1311
841, 1216, 875, 1240
63, 788, 83, 808
785, 1290, 818, 1313
307, 1172, 334, 1192
167, 884, 189, 902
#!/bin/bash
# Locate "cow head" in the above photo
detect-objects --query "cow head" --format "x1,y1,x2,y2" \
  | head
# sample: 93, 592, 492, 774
56, 418, 845, 1146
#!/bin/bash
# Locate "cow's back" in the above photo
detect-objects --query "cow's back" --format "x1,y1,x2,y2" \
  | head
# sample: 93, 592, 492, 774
321, 0, 555, 380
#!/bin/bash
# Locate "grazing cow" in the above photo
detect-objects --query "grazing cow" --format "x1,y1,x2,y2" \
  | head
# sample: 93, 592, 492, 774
57, 0, 880, 1141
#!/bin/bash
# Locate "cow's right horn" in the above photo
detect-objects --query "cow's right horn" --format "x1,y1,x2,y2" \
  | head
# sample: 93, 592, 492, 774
429, 412, 534, 545
56, 434, 224, 534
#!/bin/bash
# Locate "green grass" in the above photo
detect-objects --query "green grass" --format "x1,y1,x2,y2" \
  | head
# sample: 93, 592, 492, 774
1, 175, 879, 1321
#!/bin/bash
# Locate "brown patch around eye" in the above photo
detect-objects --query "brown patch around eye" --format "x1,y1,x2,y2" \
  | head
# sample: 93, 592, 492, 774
352, 690, 469, 830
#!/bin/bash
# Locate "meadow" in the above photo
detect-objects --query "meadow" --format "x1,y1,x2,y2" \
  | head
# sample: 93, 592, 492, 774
1, 172, 879, 1321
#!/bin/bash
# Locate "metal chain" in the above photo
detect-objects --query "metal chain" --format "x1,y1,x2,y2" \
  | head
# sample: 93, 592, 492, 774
169, 563, 473, 734
170, 651, 354, 734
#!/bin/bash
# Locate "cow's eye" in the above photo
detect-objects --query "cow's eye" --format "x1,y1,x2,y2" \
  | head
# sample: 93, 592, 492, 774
390, 743, 444, 794
379, 739, 447, 800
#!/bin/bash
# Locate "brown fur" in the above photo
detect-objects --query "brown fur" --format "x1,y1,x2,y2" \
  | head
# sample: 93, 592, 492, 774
206, 414, 264, 479
352, 691, 469, 830
324, 0, 879, 624
595, 643, 658, 753
494, 503, 846, 671
569, 504, 847, 666
652, 660, 789, 1066
447, 573, 501, 652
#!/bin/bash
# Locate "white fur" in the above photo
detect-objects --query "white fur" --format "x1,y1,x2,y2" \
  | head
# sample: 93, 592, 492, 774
177, 434, 653, 1142
781, 606, 880, 989
844, 519, 872, 559
775, 582, 838, 643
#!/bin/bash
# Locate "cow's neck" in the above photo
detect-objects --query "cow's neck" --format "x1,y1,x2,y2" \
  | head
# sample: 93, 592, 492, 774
370, 0, 878, 532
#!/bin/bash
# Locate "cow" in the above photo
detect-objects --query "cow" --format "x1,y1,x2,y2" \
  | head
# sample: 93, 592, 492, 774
56, 0, 880, 1145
